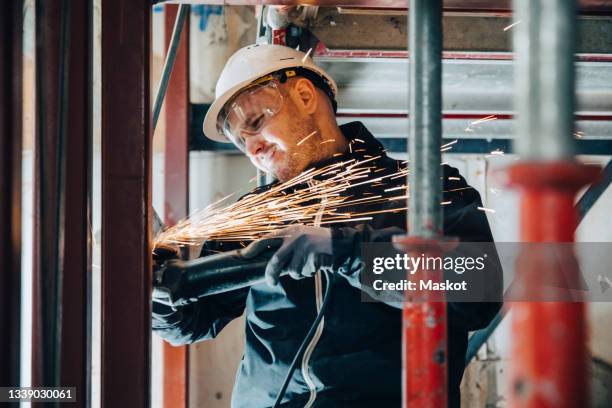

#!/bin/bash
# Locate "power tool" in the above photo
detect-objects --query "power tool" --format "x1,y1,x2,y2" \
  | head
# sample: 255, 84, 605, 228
152, 238, 283, 307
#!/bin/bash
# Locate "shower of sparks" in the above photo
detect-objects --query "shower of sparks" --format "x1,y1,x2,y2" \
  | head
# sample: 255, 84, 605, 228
296, 130, 318, 146
154, 157, 411, 248
503, 20, 522, 31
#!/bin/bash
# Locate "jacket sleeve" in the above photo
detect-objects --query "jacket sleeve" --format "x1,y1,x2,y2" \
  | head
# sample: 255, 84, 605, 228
440, 165, 503, 331
330, 165, 503, 331
152, 240, 249, 346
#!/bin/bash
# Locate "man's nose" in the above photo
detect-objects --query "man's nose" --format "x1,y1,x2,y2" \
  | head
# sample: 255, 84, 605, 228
244, 133, 266, 157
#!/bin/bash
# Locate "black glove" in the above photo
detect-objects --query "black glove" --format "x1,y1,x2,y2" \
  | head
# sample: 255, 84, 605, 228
152, 244, 180, 309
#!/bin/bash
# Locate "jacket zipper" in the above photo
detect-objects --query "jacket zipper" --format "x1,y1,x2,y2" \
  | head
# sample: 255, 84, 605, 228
301, 186, 327, 407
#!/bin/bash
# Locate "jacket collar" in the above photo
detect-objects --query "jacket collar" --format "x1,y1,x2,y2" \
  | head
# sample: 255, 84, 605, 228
310, 121, 388, 170
339, 121, 387, 157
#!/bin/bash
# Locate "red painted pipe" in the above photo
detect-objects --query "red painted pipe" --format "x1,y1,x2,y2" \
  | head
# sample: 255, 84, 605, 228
506, 161, 600, 408
394, 237, 455, 408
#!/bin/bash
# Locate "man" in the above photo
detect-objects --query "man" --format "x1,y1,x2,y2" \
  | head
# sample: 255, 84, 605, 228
152, 44, 501, 407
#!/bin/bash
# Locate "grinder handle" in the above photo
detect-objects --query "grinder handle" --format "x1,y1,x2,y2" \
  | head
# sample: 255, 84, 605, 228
154, 237, 284, 306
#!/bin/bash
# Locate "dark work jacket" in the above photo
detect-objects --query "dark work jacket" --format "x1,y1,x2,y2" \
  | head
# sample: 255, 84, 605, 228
152, 122, 502, 408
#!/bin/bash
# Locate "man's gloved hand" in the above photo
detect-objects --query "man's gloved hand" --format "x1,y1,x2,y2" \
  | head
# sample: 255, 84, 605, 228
152, 244, 180, 308
256, 225, 333, 287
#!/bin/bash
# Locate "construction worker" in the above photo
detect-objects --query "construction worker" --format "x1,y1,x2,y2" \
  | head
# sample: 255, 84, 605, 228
152, 44, 502, 408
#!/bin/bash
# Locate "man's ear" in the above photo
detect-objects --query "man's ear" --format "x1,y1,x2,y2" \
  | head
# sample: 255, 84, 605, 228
291, 78, 318, 115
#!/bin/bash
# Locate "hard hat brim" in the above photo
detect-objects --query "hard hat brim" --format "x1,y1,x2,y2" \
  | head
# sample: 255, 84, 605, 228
202, 78, 254, 143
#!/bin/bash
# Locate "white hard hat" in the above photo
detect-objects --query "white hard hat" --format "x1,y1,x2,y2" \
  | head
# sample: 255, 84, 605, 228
202, 43, 338, 143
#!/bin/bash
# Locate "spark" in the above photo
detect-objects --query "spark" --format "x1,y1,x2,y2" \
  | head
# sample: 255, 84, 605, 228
574, 131, 585, 139
503, 20, 522, 31
440, 140, 458, 152
296, 130, 318, 146
354, 138, 365, 143
440, 201, 452, 205
465, 115, 498, 132
448, 176, 460, 181
301, 47, 313, 63
471, 115, 497, 125
384, 185, 406, 192
320, 139, 336, 145
477, 206, 496, 214
486, 149, 505, 158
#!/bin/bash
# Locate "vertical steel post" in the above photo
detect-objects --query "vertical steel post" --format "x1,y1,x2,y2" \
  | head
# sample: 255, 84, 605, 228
508, 1, 599, 406
408, 0, 443, 237
61, 1, 93, 406
33, 0, 63, 390
0, 0, 23, 389
401, 0, 447, 407
101, 1, 152, 406
163, 4, 190, 408
32, 1, 92, 405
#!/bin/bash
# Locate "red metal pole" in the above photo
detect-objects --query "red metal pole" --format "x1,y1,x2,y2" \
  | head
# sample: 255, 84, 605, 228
395, 237, 448, 408
507, 162, 599, 408
163, 4, 190, 408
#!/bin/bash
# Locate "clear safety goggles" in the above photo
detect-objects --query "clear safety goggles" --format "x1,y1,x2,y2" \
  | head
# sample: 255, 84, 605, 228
217, 80, 285, 150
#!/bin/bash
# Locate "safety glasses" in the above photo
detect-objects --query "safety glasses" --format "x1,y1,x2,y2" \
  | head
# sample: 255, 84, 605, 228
217, 80, 285, 150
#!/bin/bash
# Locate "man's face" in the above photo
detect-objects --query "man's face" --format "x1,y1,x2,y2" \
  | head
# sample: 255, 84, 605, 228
222, 79, 325, 182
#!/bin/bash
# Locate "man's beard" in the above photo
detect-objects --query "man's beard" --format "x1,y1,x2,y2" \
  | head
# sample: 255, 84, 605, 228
272, 118, 322, 182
